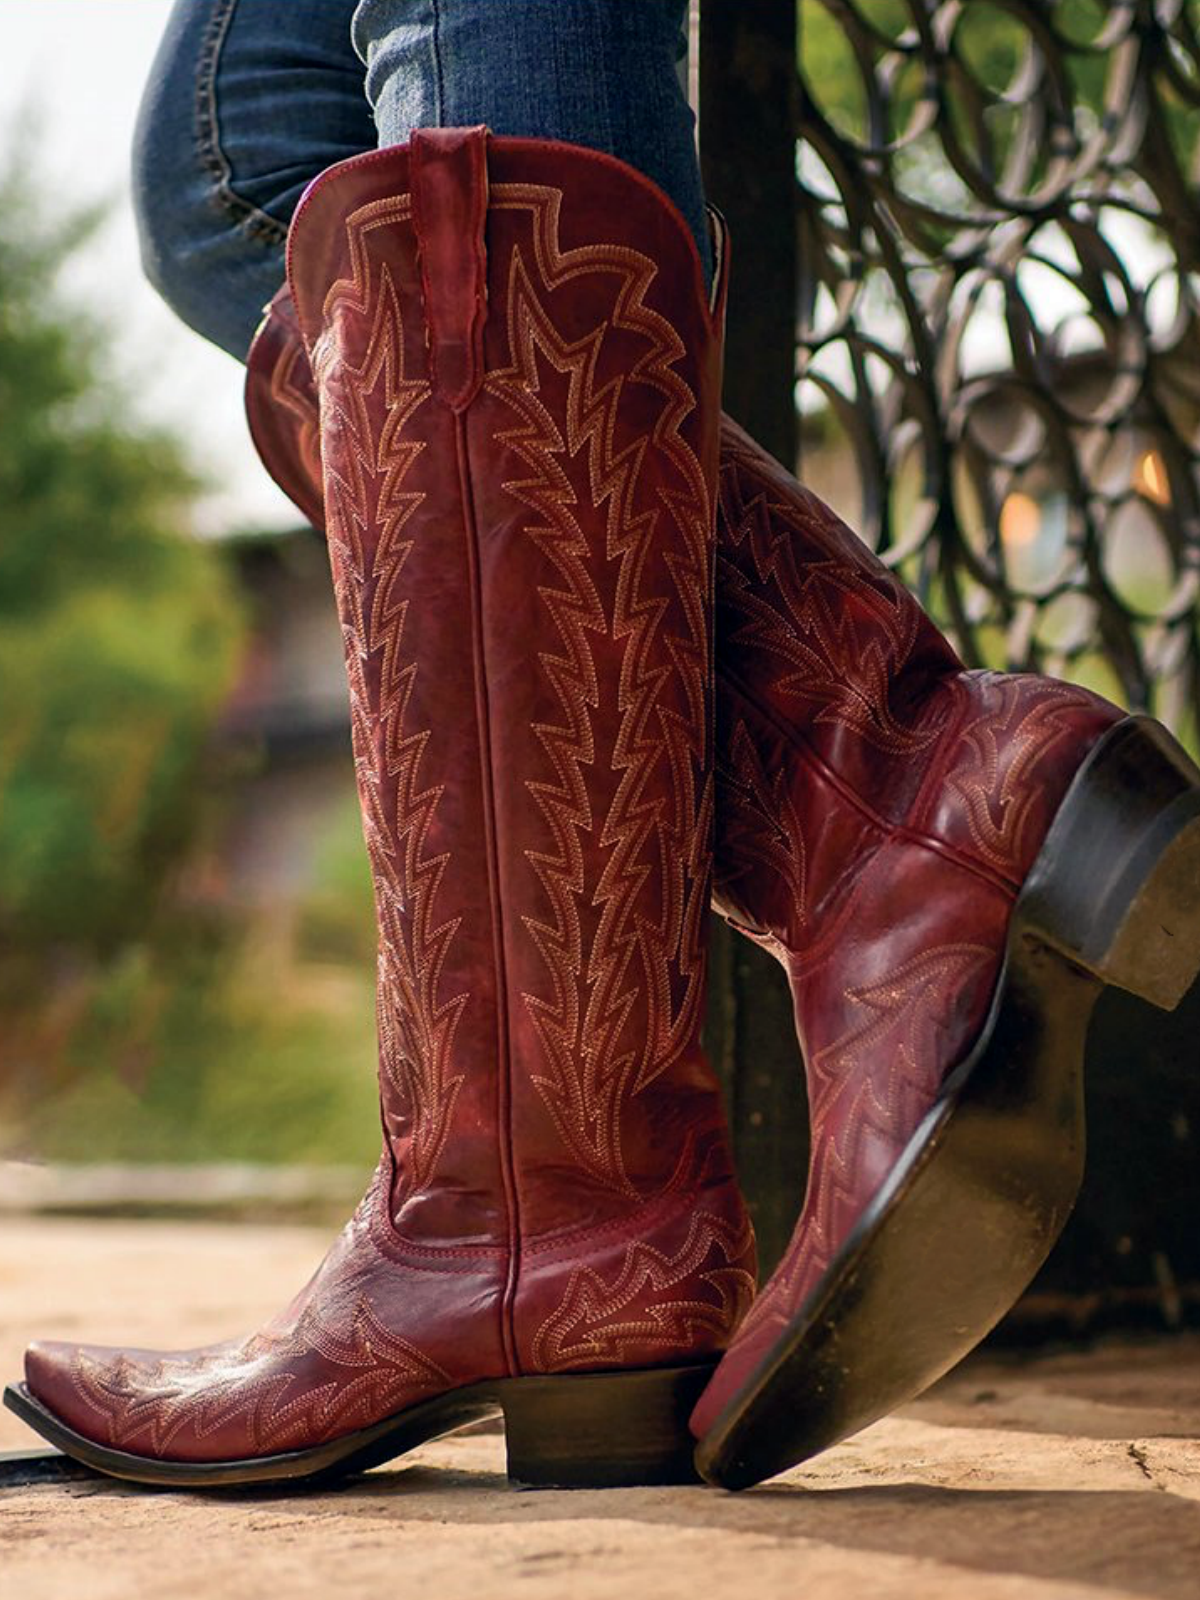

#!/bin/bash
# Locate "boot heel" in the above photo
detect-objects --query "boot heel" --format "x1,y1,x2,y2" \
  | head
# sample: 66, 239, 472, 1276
497, 1363, 713, 1489
1016, 717, 1200, 1011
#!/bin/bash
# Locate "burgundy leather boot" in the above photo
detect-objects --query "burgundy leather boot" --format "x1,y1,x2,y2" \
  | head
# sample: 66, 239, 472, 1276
691, 421, 1200, 1486
3, 130, 756, 1489
245, 235, 1200, 1487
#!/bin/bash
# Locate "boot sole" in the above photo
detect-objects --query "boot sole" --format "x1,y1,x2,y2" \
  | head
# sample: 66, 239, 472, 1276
695, 715, 1200, 1490
3, 1361, 713, 1490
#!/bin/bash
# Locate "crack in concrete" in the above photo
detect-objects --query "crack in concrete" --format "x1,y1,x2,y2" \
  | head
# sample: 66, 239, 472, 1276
1127, 1441, 1160, 1489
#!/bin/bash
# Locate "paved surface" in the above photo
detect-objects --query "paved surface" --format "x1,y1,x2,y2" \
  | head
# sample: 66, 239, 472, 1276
2, 1216, 1199, 1600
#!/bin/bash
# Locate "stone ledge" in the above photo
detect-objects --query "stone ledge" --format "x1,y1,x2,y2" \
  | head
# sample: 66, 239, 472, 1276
0, 1161, 366, 1222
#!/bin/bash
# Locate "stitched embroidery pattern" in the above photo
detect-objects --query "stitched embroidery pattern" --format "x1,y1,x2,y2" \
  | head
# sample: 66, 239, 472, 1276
531, 1210, 756, 1372
738, 941, 995, 1341
314, 196, 467, 1197
716, 427, 950, 754
268, 308, 323, 495
70, 1296, 452, 1458
942, 676, 1110, 876
484, 185, 714, 1195
713, 716, 809, 929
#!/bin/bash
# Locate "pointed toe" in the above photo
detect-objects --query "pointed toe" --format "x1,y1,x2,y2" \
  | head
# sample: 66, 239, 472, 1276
17, 1337, 123, 1455
24, 1339, 79, 1409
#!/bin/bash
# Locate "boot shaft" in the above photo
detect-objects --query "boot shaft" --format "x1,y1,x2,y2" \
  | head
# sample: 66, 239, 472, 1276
248, 288, 1118, 967
712, 418, 1120, 944
286, 131, 744, 1291
7, 142, 756, 1477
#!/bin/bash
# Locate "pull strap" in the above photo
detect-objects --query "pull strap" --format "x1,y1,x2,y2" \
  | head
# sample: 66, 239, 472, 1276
411, 126, 490, 411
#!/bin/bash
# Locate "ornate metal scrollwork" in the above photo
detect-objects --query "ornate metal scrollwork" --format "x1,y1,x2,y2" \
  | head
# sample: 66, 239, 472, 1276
797, 0, 1200, 741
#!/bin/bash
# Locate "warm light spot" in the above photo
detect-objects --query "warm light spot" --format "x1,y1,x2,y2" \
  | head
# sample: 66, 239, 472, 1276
1134, 448, 1170, 506
1000, 492, 1041, 549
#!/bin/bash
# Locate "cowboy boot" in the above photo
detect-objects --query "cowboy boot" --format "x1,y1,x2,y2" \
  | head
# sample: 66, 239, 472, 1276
244, 256, 1200, 1485
690, 420, 1200, 1487
4, 129, 756, 1489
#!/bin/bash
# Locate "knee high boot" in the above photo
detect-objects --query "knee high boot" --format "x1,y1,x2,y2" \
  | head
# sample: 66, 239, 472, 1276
6, 130, 756, 1489
693, 426, 1200, 1485
245, 249, 1200, 1487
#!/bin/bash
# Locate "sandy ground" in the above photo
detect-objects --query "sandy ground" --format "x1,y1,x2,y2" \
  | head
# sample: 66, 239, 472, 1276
2, 1217, 1199, 1600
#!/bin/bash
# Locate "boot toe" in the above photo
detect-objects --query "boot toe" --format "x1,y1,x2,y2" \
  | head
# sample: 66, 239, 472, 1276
25, 1338, 80, 1405
23, 1337, 113, 1443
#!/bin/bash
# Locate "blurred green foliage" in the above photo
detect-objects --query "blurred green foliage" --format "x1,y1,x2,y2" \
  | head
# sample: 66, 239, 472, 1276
800, 0, 1200, 182
0, 162, 238, 947
799, 1, 1138, 163
20, 886, 379, 1167
0, 156, 379, 1170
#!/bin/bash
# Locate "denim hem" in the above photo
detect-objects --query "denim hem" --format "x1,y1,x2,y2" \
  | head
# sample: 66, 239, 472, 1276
195, 0, 289, 246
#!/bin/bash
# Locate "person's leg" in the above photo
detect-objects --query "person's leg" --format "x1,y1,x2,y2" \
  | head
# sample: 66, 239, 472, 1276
133, 1, 706, 359
133, 0, 1200, 1501
132, 0, 373, 359
352, 0, 711, 282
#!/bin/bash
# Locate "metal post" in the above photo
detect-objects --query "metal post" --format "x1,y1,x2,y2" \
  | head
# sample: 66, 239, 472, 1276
697, 0, 806, 1275
698, 0, 799, 467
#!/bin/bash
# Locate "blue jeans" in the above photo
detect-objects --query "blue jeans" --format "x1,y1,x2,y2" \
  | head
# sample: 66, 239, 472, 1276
133, 0, 705, 362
